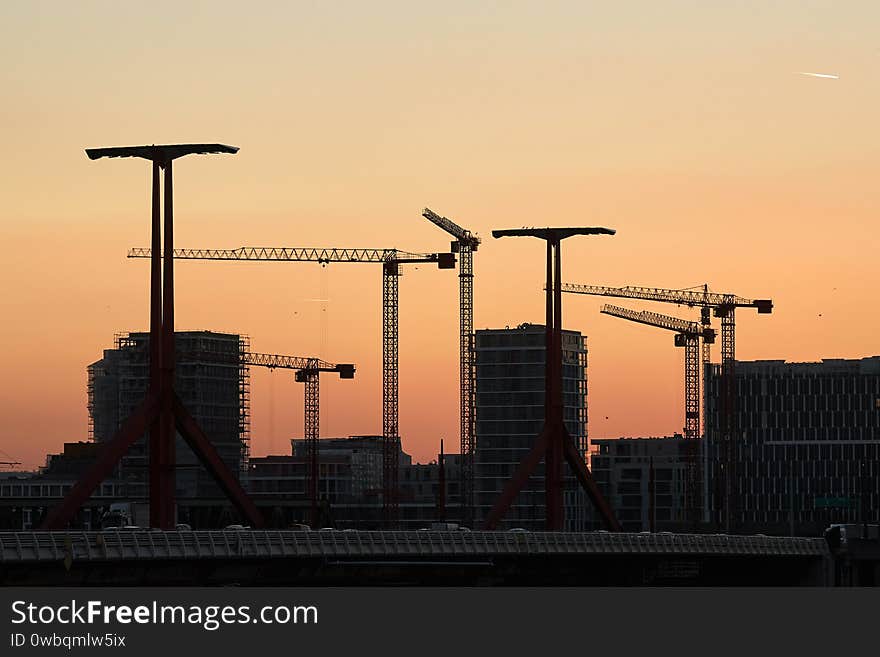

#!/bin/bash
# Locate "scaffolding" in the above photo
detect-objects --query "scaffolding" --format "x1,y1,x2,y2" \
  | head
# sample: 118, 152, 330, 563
87, 363, 97, 441
87, 331, 249, 499
238, 334, 251, 482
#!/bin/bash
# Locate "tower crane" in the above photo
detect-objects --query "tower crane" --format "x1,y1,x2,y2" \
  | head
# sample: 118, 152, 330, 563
250, 354, 353, 527
129, 247, 455, 527
0, 449, 20, 470
419, 208, 480, 526
599, 304, 716, 528
562, 283, 772, 531
183, 345, 354, 526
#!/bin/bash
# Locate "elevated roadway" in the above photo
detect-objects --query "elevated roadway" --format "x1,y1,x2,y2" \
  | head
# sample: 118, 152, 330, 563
0, 530, 832, 586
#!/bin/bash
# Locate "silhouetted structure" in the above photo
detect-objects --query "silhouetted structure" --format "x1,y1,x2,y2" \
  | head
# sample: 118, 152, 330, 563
437, 438, 446, 522
419, 208, 480, 526
0, 443, 123, 530
598, 305, 715, 527
89, 331, 247, 500
591, 435, 690, 531
127, 246, 455, 528
705, 357, 880, 534
485, 228, 620, 531
40, 144, 262, 530
474, 324, 589, 530
246, 437, 459, 529
0, 529, 834, 586
562, 283, 773, 530
248, 354, 353, 526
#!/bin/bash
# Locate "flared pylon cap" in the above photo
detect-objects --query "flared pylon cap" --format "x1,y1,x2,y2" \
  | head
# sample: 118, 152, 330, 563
85, 143, 238, 163
492, 227, 616, 241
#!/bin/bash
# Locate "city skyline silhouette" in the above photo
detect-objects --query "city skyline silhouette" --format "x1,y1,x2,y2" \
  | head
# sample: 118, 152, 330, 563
2, 3, 878, 471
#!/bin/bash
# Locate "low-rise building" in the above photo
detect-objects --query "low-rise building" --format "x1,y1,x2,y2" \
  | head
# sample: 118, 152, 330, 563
590, 435, 689, 532
248, 436, 460, 529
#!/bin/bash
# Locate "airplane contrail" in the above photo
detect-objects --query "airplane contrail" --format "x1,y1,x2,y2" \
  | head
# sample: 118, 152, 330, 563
796, 71, 839, 79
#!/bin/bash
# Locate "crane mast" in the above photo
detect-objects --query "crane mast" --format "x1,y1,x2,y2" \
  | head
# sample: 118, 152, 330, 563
564, 283, 772, 531
599, 304, 716, 528
179, 346, 354, 527
382, 260, 400, 523
129, 246, 454, 528
420, 208, 480, 526
245, 353, 353, 527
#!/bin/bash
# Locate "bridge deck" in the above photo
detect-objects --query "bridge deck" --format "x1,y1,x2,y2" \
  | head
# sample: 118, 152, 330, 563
0, 531, 829, 564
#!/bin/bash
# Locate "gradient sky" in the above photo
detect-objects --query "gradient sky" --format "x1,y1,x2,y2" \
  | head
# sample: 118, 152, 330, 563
1, 2, 878, 469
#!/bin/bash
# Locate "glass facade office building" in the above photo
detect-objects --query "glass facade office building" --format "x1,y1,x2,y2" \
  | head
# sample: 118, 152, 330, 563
705, 357, 880, 534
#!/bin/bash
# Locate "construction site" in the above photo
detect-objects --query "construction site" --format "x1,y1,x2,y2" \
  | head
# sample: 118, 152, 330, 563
0, 142, 878, 587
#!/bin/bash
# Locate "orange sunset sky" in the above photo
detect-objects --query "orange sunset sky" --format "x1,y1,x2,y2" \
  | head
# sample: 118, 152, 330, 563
1, 2, 878, 469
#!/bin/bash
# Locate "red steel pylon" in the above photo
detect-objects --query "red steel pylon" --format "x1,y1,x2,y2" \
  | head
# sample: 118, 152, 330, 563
484, 228, 621, 532
40, 144, 263, 530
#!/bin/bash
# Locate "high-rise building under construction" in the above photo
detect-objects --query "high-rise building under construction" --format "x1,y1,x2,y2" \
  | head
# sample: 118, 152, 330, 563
87, 331, 249, 500
474, 324, 589, 530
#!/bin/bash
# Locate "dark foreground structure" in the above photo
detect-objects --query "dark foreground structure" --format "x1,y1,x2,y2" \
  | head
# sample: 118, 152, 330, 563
42, 144, 262, 531
486, 227, 619, 532
0, 530, 834, 586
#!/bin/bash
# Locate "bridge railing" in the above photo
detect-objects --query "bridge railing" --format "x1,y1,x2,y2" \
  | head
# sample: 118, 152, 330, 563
0, 531, 830, 564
